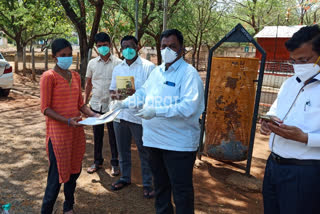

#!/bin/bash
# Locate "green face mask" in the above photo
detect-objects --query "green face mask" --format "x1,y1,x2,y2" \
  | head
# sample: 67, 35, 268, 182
98, 46, 110, 56
122, 48, 136, 60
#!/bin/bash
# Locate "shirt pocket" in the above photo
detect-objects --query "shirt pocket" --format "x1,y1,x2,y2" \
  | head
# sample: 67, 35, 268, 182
303, 93, 320, 132
160, 83, 180, 105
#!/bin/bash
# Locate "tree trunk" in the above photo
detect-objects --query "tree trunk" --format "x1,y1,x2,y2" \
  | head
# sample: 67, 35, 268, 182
78, 33, 88, 87
16, 42, 23, 62
196, 32, 203, 71
156, 38, 161, 65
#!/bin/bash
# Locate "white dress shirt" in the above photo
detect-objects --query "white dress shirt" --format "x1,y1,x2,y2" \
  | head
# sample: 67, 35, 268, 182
267, 75, 320, 160
109, 56, 155, 124
125, 58, 205, 151
86, 55, 122, 113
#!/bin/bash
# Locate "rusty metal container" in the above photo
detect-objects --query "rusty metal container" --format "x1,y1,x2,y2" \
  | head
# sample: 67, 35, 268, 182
204, 57, 259, 161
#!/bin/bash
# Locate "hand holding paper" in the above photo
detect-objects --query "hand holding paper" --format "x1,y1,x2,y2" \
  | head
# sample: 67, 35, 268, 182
109, 100, 126, 111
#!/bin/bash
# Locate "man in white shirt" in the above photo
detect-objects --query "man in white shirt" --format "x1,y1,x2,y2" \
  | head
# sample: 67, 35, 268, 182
84, 32, 122, 175
260, 25, 320, 214
109, 35, 155, 198
110, 29, 204, 214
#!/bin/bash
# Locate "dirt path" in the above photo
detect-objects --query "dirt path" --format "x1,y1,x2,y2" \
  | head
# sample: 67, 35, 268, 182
0, 73, 270, 213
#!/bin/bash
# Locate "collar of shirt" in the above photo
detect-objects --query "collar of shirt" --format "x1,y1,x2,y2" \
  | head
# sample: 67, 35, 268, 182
121, 56, 142, 67
97, 55, 113, 64
160, 57, 184, 73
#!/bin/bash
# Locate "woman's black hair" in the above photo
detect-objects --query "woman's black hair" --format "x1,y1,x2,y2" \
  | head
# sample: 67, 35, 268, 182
285, 25, 320, 52
51, 38, 72, 56
160, 29, 184, 46
95, 32, 111, 44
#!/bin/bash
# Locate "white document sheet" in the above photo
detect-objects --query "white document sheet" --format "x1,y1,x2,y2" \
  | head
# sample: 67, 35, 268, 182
79, 109, 121, 126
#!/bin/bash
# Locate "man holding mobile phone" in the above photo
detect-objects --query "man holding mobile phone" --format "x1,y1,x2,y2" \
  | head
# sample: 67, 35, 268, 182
260, 25, 320, 214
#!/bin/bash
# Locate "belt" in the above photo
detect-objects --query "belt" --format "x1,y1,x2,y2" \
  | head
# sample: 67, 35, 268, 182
271, 152, 320, 166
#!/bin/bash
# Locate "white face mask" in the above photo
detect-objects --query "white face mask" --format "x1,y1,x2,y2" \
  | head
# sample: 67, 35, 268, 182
161, 47, 178, 64
293, 63, 320, 83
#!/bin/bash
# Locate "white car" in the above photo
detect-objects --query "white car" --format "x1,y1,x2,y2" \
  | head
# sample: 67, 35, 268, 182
0, 52, 13, 97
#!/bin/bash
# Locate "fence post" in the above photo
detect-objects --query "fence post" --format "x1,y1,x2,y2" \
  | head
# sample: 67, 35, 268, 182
32, 47, 35, 81
45, 48, 48, 71
23, 47, 26, 76
76, 52, 79, 72
14, 53, 18, 73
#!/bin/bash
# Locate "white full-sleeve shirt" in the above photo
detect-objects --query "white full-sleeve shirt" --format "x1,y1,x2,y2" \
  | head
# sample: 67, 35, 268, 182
125, 58, 205, 151
109, 56, 155, 124
267, 75, 320, 160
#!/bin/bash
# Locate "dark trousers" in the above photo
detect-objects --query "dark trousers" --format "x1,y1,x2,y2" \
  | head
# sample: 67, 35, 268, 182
41, 139, 80, 214
91, 108, 118, 166
263, 154, 320, 214
146, 147, 196, 214
113, 120, 153, 187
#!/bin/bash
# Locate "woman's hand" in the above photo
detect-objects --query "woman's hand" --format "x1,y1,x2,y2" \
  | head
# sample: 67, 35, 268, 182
68, 116, 83, 127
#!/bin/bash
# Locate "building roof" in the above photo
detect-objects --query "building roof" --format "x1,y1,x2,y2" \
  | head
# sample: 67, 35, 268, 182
254, 25, 305, 38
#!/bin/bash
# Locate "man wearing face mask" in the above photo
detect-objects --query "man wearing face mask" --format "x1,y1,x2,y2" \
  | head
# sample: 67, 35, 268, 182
260, 25, 320, 214
109, 29, 204, 213
85, 32, 122, 175
109, 35, 155, 198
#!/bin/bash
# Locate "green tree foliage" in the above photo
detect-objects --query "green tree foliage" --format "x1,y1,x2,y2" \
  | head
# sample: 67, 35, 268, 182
224, 0, 286, 34
171, 0, 230, 69
0, 0, 70, 59
59, 0, 104, 82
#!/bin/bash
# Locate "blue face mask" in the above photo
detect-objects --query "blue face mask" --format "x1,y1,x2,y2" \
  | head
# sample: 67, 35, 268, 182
122, 48, 136, 60
98, 46, 110, 56
57, 56, 73, 70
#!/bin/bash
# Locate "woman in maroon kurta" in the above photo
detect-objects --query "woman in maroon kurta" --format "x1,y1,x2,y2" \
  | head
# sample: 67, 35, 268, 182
40, 38, 97, 214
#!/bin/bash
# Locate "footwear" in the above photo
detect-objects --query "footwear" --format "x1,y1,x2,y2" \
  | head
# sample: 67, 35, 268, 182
143, 186, 155, 199
111, 179, 131, 191
111, 166, 120, 176
87, 164, 102, 174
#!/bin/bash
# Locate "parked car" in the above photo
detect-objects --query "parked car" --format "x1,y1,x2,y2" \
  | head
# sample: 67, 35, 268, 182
0, 52, 13, 97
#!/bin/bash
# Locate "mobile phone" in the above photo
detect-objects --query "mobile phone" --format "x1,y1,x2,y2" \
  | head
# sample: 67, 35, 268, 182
260, 115, 280, 126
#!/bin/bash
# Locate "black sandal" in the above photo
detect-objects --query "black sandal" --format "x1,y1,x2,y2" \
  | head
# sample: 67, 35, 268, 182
87, 164, 102, 174
111, 180, 131, 191
143, 186, 155, 199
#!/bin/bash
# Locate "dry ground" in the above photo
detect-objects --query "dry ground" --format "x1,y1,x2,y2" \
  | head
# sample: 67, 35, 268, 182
0, 72, 271, 214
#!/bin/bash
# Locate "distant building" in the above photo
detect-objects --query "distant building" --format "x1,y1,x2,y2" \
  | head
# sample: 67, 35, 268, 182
254, 25, 305, 61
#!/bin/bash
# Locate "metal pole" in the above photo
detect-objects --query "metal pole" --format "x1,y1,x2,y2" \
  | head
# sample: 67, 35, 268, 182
163, 0, 168, 31
135, 0, 139, 40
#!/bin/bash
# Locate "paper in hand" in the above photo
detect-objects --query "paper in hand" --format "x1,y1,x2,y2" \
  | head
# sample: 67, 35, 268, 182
79, 108, 121, 126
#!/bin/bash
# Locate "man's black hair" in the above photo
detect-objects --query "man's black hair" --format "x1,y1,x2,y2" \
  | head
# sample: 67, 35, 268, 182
285, 25, 320, 54
51, 38, 72, 56
94, 32, 111, 44
312, 34, 320, 55
160, 29, 184, 46
120, 35, 138, 46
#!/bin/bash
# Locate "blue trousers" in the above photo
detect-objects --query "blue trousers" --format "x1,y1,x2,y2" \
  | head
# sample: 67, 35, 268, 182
41, 139, 80, 213
263, 154, 320, 214
113, 120, 153, 187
